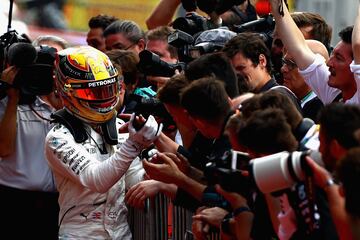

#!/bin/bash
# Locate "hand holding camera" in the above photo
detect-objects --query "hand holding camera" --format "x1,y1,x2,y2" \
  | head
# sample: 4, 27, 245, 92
305, 156, 335, 190
0, 66, 19, 101
128, 113, 163, 149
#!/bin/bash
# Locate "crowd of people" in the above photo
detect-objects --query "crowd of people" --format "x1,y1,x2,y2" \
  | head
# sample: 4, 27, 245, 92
1, 0, 360, 239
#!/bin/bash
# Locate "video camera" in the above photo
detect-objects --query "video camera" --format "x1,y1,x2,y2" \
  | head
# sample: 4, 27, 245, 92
0, 41, 57, 103
233, 14, 275, 49
0, 0, 56, 104
137, 50, 186, 77
173, 0, 245, 36
168, 29, 195, 63
168, 27, 236, 64
205, 150, 324, 195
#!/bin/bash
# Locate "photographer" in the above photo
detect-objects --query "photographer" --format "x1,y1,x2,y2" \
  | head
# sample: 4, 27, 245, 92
238, 91, 340, 240
336, 147, 360, 240
145, 25, 179, 90
306, 103, 360, 240
0, 35, 67, 239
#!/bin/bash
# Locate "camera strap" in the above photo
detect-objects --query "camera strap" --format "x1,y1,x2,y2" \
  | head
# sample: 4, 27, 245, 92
304, 174, 317, 232
301, 153, 318, 233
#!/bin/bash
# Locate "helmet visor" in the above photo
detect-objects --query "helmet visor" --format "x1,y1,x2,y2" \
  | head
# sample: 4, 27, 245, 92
65, 76, 122, 101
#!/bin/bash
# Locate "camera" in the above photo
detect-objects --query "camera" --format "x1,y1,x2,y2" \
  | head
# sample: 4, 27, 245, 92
188, 42, 223, 59
204, 150, 253, 196
205, 150, 323, 195
129, 93, 176, 132
0, 30, 31, 75
0, 34, 56, 103
250, 150, 323, 194
233, 14, 275, 49
196, 0, 245, 15
137, 50, 186, 77
173, 0, 246, 36
168, 29, 195, 63
140, 145, 158, 161
172, 12, 214, 37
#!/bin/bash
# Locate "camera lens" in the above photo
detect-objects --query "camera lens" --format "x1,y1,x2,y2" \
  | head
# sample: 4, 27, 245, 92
250, 150, 324, 194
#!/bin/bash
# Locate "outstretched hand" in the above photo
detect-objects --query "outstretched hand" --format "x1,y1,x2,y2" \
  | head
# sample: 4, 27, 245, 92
192, 206, 229, 228
127, 113, 163, 148
142, 152, 185, 185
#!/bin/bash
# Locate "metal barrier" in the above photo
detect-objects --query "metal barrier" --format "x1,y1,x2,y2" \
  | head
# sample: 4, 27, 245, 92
128, 193, 220, 240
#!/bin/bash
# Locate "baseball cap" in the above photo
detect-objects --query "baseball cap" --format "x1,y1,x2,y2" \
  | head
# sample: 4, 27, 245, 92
194, 28, 237, 47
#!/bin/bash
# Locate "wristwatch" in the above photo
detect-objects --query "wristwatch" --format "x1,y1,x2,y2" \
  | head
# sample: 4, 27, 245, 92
323, 178, 336, 190
221, 206, 252, 235
221, 212, 233, 235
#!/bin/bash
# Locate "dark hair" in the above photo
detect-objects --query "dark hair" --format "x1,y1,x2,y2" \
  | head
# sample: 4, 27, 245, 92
319, 103, 360, 149
180, 77, 232, 122
103, 20, 145, 44
291, 12, 332, 51
185, 52, 239, 98
145, 26, 178, 59
336, 147, 360, 218
241, 90, 303, 131
106, 49, 139, 85
339, 26, 353, 44
157, 74, 189, 105
237, 108, 298, 154
223, 32, 272, 73
88, 14, 118, 30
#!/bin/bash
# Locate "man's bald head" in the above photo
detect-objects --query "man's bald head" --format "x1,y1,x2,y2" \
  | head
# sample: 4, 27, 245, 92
306, 39, 329, 61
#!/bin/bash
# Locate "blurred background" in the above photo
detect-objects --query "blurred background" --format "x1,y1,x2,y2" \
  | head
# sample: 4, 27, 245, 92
0, 0, 357, 47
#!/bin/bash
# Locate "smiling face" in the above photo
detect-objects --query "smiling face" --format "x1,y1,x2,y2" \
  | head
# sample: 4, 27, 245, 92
326, 41, 354, 91
230, 52, 266, 92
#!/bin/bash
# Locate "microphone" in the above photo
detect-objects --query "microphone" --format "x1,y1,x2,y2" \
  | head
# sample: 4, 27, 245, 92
7, 42, 37, 67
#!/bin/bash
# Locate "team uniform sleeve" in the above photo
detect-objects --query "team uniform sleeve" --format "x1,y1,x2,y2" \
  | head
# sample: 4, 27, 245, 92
45, 124, 140, 193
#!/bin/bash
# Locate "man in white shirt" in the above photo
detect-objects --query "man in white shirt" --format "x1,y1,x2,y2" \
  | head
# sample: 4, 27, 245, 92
270, 0, 360, 105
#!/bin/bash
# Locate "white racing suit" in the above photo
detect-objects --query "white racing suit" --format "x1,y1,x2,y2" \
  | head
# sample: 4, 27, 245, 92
45, 118, 149, 240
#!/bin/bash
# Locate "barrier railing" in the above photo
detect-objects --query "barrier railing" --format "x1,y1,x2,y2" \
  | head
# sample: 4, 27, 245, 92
128, 193, 220, 240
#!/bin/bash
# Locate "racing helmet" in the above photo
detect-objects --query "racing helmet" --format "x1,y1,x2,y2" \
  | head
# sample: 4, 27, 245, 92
55, 46, 122, 123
